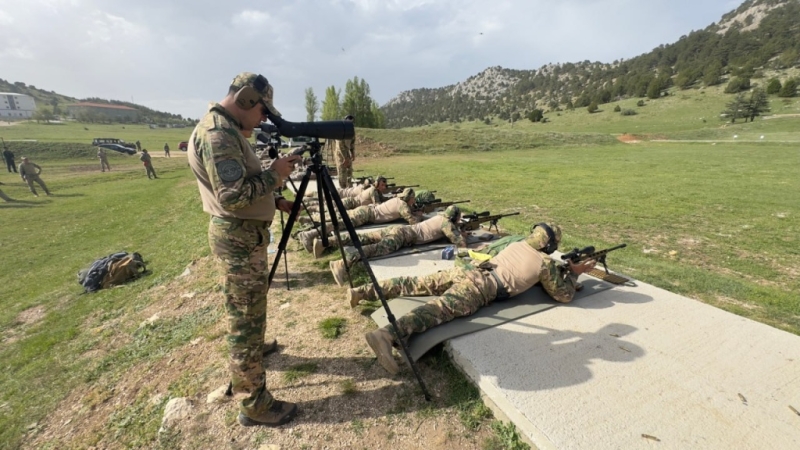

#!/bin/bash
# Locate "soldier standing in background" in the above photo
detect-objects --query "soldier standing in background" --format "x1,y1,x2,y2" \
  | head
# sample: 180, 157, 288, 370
19, 157, 51, 197
140, 149, 157, 179
3, 144, 16, 173
164, 142, 171, 158
187, 72, 301, 427
333, 115, 355, 188
135, 140, 141, 152
97, 148, 111, 172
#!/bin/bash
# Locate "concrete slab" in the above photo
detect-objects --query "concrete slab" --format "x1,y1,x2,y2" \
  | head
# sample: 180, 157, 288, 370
447, 279, 800, 450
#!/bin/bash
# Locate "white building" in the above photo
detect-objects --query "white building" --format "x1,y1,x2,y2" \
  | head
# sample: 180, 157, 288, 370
0, 93, 37, 118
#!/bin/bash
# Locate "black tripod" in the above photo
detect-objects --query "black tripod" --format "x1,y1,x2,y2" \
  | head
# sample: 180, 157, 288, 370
266, 139, 432, 401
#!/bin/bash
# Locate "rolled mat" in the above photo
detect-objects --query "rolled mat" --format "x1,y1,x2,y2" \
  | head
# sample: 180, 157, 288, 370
370, 276, 614, 361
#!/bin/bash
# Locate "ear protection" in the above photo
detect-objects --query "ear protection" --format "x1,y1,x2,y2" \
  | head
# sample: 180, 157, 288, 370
531, 222, 558, 254
447, 205, 461, 224
234, 74, 269, 110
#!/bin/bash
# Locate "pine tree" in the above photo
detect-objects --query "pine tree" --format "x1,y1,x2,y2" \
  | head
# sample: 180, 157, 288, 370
766, 78, 782, 95
304, 87, 318, 122
320, 86, 340, 121
746, 88, 769, 121
721, 93, 747, 123
778, 78, 797, 97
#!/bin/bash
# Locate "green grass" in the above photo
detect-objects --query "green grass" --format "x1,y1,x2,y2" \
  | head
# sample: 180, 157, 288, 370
318, 317, 347, 339
0, 152, 208, 450
282, 363, 318, 383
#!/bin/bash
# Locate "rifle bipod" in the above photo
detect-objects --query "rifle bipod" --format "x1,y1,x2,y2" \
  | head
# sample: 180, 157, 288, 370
266, 142, 432, 401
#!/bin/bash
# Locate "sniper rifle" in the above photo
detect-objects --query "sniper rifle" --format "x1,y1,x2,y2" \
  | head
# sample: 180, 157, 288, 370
414, 199, 470, 214
458, 211, 520, 232
560, 244, 627, 274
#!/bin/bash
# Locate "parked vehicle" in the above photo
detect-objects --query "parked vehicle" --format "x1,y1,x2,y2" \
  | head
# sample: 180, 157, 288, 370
179, 141, 188, 151
92, 138, 136, 150
98, 143, 136, 155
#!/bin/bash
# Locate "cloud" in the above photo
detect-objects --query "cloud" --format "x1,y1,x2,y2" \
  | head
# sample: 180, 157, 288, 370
0, 0, 737, 120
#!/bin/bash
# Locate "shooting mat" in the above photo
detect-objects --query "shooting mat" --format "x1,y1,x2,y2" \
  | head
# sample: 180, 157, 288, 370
370, 275, 614, 362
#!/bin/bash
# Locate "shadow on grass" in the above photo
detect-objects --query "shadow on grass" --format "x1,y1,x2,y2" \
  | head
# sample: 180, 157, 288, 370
47, 193, 86, 198
0, 201, 41, 208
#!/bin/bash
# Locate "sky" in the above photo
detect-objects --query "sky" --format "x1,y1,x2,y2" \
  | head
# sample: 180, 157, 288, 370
0, 0, 742, 121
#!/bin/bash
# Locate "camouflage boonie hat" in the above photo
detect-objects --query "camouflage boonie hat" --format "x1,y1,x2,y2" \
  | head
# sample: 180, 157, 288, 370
415, 189, 435, 203
399, 188, 415, 202
525, 222, 562, 252
230, 72, 281, 117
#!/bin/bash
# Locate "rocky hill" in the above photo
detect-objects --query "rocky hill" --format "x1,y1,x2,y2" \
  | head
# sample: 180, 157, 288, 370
382, 0, 800, 128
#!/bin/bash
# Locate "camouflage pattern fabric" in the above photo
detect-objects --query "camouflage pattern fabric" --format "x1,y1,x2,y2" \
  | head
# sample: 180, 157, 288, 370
391, 269, 498, 338
307, 196, 359, 214
539, 257, 580, 303
98, 149, 111, 172
208, 217, 275, 417
314, 205, 375, 232
333, 225, 417, 263
415, 189, 435, 204
334, 138, 355, 188
354, 266, 471, 301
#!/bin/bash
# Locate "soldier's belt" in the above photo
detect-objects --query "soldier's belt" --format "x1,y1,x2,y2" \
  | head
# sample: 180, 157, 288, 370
212, 216, 272, 229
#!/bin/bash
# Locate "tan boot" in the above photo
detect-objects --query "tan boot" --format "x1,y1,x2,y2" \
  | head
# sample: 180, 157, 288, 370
365, 328, 399, 375
348, 287, 365, 308
297, 230, 318, 253
330, 260, 347, 286
238, 400, 298, 427
312, 238, 325, 259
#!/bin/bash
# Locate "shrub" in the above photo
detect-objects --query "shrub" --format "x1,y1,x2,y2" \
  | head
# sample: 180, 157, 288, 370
724, 77, 751, 94
613, 105, 621, 112
778, 78, 797, 97
636, 100, 645, 107
621, 109, 637, 116
766, 78, 782, 95
587, 102, 599, 113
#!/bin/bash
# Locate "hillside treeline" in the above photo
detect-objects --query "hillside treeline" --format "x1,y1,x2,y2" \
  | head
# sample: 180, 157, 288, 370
382, 0, 800, 128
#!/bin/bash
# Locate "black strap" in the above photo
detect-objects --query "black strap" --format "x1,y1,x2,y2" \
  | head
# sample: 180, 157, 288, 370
487, 269, 511, 301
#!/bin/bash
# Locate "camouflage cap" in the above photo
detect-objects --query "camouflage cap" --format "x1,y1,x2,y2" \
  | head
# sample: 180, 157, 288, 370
230, 72, 281, 117
415, 189, 435, 203
399, 188, 415, 202
443, 205, 461, 222
525, 222, 562, 252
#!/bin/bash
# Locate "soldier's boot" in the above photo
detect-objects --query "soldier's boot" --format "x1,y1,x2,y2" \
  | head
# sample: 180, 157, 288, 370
297, 229, 319, 253
330, 260, 348, 287
365, 328, 399, 375
312, 238, 326, 259
575, 282, 584, 292
297, 215, 314, 226
263, 338, 278, 357
238, 400, 298, 427
348, 288, 366, 308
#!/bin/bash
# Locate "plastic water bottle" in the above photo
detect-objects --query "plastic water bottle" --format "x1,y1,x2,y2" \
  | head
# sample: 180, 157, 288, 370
268, 233, 276, 254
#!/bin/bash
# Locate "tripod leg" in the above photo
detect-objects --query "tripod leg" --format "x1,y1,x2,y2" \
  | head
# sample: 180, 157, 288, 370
268, 167, 314, 288
318, 167, 432, 401
279, 211, 290, 291
286, 178, 323, 237
320, 178, 355, 288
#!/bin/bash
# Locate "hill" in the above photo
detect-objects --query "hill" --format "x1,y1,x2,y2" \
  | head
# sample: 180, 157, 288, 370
0, 78, 192, 125
382, 0, 800, 128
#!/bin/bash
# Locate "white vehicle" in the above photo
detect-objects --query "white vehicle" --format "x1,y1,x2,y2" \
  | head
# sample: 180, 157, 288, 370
288, 136, 312, 147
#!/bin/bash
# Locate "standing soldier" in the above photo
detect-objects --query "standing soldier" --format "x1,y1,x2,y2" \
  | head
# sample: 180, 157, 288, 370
19, 157, 51, 197
164, 142, 171, 158
187, 72, 301, 427
135, 140, 142, 152
333, 115, 355, 188
140, 149, 157, 179
97, 147, 111, 172
2, 142, 16, 173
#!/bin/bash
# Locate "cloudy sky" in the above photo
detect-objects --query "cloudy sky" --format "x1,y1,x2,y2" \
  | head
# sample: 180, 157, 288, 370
0, 0, 741, 120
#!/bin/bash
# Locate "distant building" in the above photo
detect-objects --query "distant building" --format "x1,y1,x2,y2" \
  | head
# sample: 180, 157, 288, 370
67, 102, 140, 121
0, 93, 36, 118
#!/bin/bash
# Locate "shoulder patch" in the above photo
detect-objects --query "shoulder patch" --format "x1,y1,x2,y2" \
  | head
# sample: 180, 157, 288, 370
216, 160, 243, 182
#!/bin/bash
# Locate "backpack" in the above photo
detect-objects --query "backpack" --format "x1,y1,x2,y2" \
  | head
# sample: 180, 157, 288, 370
78, 252, 147, 293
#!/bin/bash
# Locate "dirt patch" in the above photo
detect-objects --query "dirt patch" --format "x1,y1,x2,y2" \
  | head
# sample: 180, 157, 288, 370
23, 243, 498, 450
355, 136, 398, 158
616, 134, 640, 144
16, 305, 46, 326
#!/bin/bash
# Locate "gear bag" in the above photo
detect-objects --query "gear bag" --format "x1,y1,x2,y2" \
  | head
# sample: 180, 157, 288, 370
77, 252, 147, 293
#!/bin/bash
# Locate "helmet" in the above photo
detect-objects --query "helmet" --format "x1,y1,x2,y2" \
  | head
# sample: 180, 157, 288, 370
527, 222, 562, 254
415, 189, 435, 203
375, 175, 387, 186
444, 205, 461, 223
399, 188, 415, 202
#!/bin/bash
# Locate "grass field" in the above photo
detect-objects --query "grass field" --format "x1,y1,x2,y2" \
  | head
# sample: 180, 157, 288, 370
1, 94, 799, 448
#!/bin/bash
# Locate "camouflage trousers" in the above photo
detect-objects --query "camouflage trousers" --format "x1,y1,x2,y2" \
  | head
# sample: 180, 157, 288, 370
387, 269, 498, 338
24, 175, 50, 195
306, 196, 359, 214
336, 225, 416, 263
100, 159, 111, 172
208, 217, 274, 417
354, 266, 471, 301
316, 205, 375, 235
335, 152, 353, 188
144, 163, 157, 179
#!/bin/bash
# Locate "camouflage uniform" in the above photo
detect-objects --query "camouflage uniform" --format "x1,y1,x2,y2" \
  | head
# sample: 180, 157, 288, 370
19, 160, 51, 196
187, 73, 285, 420
97, 148, 111, 172
335, 213, 462, 264
334, 137, 355, 188
372, 239, 579, 339
140, 151, 157, 179
164, 143, 171, 157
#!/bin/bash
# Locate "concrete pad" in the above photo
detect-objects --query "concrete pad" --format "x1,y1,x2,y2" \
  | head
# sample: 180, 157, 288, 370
368, 248, 454, 280
447, 279, 800, 450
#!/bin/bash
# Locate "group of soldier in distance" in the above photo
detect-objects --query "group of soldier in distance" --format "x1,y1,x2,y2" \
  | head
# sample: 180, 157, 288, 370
4, 72, 602, 430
